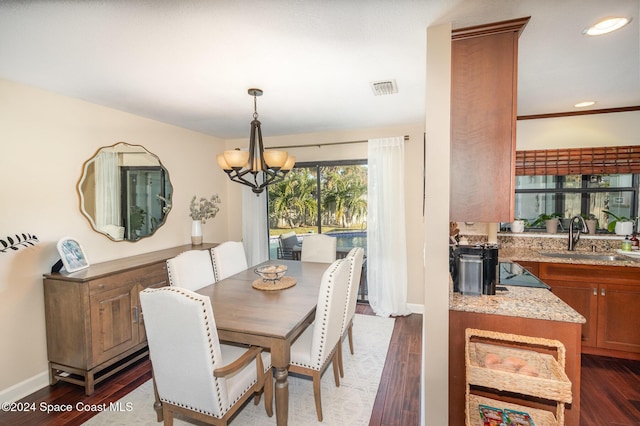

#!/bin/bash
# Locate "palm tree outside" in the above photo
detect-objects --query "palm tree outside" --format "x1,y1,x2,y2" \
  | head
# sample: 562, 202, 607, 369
268, 163, 367, 237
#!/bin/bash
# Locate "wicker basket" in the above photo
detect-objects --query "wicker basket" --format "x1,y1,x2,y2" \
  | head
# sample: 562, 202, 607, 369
468, 394, 558, 426
465, 328, 572, 403
468, 341, 572, 403
465, 328, 572, 426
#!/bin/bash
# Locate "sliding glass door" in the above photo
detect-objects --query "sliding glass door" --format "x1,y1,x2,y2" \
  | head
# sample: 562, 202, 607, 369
267, 160, 368, 257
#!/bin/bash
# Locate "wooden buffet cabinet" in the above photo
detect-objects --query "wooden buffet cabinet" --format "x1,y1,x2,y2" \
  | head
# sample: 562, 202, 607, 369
43, 243, 216, 395
449, 17, 529, 223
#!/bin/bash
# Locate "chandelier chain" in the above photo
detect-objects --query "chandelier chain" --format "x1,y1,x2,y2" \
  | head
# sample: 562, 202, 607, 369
253, 93, 259, 120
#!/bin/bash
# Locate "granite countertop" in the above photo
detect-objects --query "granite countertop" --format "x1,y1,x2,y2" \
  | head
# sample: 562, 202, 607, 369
449, 279, 586, 324
499, 247, 640, 267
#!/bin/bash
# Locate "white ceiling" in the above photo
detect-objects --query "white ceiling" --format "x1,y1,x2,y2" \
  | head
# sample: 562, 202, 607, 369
0, 0, 638, 139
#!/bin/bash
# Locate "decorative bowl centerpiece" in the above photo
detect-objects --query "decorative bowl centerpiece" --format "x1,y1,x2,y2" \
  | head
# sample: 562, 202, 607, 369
254, 264, 288, 282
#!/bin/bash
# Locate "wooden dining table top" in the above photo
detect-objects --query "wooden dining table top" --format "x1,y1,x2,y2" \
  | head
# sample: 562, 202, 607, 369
197, 259, 329, 341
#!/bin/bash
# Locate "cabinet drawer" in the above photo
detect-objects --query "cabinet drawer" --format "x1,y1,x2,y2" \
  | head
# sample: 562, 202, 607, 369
539, 262, 640, 286
89, 263, 167, 295
139, 263, 169, 289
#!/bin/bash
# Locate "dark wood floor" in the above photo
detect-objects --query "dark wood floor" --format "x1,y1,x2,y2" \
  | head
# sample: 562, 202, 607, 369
579, 353, 640, 425
1, 305, 639, 425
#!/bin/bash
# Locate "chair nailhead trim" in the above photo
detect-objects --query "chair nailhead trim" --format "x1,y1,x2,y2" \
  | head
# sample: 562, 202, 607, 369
144, 287, 226, 416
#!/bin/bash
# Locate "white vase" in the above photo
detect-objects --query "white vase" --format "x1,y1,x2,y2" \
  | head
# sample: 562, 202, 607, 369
191, 220, 203, 245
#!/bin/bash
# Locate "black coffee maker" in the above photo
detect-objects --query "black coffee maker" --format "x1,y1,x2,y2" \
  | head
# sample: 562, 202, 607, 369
451, 244, 499, 295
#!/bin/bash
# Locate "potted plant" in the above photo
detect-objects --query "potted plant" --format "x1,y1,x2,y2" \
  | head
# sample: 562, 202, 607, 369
531, 212, 562, 234
581, 213, 598, 234
603, 210, 635, 235
189, 194, 221, 245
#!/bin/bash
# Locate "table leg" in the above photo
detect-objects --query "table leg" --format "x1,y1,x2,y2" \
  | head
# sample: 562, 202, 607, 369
272, 341, 291, 426
274, 366, 289, 425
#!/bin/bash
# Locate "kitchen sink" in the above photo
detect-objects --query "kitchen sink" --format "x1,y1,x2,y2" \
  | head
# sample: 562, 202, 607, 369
540, 252, 628, 261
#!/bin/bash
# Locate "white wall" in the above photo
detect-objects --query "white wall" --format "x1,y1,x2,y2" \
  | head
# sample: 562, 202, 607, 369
423, 22, 452, 423
0, 78, 230, 400
517, 111, 640, 150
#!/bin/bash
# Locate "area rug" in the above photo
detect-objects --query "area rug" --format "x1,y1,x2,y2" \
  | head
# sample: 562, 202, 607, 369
83, 313, 395, 425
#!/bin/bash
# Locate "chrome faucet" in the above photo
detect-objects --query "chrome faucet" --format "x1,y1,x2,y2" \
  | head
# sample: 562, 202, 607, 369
568, 215, 588, 251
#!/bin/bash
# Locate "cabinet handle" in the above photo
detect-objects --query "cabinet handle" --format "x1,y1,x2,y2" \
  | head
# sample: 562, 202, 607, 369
133, 306, 139, 323
601, 288, 606, 296
593, 288, 597, 296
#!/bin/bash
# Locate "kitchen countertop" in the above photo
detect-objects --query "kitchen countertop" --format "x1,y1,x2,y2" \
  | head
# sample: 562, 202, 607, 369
449, 242, 638, 324
449, 278, 586, 323
499, 247, 640, 267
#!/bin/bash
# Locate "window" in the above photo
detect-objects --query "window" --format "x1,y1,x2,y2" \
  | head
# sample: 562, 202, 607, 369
514, 174, 639, 231
267, 160, 367, 258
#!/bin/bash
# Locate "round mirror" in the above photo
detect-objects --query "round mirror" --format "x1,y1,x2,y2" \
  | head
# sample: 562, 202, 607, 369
77, 142, 173, 242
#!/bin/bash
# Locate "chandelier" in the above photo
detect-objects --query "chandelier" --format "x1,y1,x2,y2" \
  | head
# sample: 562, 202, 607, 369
216, 88, 295, 194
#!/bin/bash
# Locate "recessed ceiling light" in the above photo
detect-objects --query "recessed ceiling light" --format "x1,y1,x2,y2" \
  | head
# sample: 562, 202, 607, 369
574, 101, 596, 108
583, 17, 632, 36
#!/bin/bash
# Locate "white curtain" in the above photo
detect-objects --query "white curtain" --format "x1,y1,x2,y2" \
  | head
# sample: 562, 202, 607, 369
367, 136, 410, 317
95, 151, 121, 229
242, 186, 269, 267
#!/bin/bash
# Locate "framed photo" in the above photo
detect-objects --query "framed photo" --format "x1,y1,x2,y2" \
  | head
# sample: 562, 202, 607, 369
56, 237, 90, 273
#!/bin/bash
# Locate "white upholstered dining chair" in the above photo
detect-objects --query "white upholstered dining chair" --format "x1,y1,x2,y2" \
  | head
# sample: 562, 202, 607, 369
337, 247, 365, 377
300, 234, 337, 263
139, 286, 273, 426
289, 257, 352, 422
210, 241, 249, 281
166, 249, 216, 291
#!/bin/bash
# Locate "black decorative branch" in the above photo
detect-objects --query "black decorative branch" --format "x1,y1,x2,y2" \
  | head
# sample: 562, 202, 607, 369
0, 233, 39, 253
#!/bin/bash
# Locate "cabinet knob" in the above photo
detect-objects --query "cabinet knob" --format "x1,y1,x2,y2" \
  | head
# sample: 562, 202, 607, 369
98, 284, 104, 289
601, 288, 606, 296
593, 288, 597, 296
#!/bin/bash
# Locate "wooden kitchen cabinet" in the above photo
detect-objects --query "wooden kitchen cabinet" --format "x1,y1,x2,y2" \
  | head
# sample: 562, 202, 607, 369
43, 243, 216, 395
538, 262, 640, 360
596, 282, 640, 354
546, 280, 597, 347
450, 17, 529, 222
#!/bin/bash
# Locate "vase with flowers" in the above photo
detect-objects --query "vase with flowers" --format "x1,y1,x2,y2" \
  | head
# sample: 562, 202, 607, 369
189, 194, 221, 245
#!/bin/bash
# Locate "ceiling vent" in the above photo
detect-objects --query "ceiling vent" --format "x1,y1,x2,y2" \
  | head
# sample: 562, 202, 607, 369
370, 79, 398, 96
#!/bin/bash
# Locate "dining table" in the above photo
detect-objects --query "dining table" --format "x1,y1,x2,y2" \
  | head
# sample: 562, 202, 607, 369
197, 258, 329, 426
